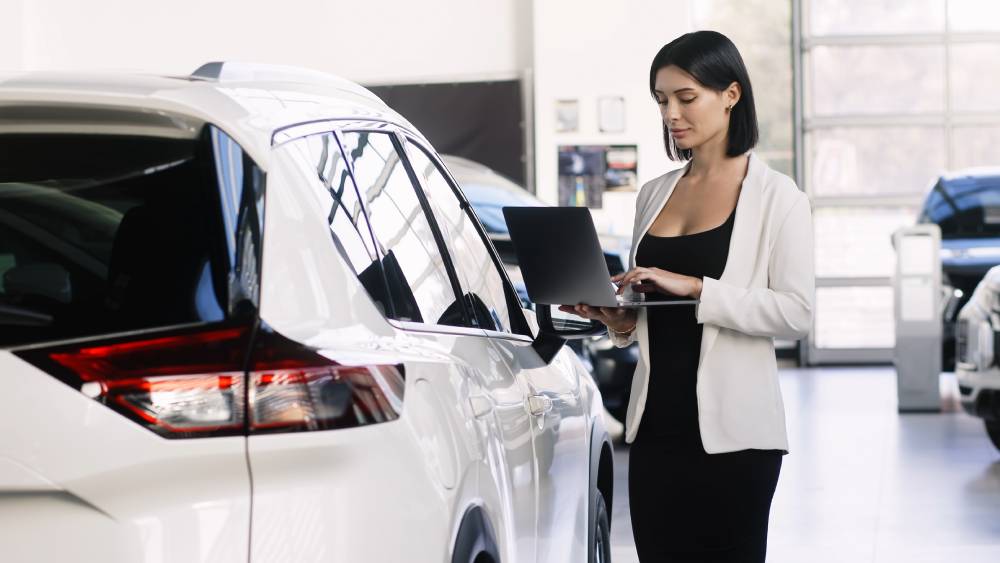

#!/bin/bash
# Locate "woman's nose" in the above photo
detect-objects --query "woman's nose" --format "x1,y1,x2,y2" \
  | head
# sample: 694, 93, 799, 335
663, 104, 680, 124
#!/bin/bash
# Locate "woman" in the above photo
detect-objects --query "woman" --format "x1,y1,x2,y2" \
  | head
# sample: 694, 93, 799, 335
559, 31, 814, 561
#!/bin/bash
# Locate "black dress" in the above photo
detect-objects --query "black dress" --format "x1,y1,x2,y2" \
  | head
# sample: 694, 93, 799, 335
628, 203, 785, 562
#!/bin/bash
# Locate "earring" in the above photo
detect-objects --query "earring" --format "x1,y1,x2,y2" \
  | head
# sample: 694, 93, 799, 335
725, 105, 733, 113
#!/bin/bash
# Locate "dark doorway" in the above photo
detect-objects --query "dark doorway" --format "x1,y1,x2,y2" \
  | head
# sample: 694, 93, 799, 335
366, 80, 527, 188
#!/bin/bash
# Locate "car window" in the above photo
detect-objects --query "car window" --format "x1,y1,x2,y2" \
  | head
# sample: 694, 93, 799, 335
282, 133, 393, 316
339, 131, 465, 327
921, 177, 1000, 239
403, 140, 528, 336
0, 129, 247, 347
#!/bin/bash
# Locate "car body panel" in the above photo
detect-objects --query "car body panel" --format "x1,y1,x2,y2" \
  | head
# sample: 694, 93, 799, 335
0, 352, 251, 563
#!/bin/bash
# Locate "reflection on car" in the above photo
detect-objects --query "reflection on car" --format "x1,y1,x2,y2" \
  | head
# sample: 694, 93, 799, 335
443, 154, 638, 424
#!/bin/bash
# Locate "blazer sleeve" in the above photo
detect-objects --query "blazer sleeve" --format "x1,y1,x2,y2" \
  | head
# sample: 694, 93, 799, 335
694, 192, 815, 340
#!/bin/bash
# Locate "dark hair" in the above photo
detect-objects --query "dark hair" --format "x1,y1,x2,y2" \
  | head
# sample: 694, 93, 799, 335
649, 30, 758, 161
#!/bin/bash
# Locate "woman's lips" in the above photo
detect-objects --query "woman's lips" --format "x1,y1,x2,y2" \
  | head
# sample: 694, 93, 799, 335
670, 128, 690, 138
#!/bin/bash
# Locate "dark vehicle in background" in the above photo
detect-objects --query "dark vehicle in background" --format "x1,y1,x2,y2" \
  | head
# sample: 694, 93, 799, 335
918, 167, 1000, 372
443, 154, 638, 422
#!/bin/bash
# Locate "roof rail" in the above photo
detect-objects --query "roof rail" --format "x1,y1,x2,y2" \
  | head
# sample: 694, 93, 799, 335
190, 61, 383, 102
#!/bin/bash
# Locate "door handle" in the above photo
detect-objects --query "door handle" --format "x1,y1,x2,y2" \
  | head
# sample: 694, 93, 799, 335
468, 395, 493, 419
526, 395, 553, 417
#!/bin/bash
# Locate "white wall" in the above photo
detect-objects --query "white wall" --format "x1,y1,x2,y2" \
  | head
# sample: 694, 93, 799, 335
532, 0, 691, 236
0, 0, 25, 70
7, 0, 695, 236
13, 0, 531, 85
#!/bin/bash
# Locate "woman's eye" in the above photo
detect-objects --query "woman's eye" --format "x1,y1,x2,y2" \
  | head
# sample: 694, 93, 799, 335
681, 97, 696, 104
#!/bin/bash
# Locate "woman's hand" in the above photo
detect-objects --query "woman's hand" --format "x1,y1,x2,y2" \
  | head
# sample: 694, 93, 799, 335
612, 267, 703, 299
557, 303, 637, 333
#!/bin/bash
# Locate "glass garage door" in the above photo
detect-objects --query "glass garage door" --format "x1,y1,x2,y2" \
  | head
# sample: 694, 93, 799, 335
797, 0, 1000, 364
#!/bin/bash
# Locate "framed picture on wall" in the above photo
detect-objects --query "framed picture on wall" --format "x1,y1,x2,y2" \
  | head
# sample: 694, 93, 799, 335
555, 99, 579, 133
598, 96, 625, 133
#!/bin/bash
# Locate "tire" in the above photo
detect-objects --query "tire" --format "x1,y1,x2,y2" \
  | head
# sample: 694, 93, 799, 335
590, 489, 612, 563
986, 420, 1000, 452
452, 506, 499, 563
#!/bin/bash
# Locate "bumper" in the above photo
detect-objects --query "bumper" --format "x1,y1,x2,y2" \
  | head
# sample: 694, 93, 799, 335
957, 367, 1000, 420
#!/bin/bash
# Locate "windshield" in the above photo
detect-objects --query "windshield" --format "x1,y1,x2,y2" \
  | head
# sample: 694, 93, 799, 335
920, 176, 1000, 239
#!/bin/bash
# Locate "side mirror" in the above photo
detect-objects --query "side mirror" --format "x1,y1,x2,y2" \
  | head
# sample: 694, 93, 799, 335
530, 304, 607, 365
538, 304, 608, 339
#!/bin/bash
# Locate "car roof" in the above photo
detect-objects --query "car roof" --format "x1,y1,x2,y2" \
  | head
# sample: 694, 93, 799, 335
0, 63, 423, 170
940, 167, 1000, 183
440, 154, 541, 201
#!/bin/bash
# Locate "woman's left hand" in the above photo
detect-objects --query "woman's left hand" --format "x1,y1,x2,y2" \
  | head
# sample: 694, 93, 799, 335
612, 267, 703, 299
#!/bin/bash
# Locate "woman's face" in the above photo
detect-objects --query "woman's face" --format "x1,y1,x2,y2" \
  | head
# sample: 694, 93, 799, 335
653, 64, 739, 152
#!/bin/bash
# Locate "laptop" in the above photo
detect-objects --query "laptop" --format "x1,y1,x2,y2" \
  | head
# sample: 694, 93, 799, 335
502, 206, 700, 308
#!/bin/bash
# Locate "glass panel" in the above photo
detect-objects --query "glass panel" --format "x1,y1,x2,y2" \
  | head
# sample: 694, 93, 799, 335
807, 0, 944, 35
814, 286, 895, 348
808, 46, 945, 116
814, 206, 918, 278
403, 141, 519, 335
286, 133, 392, 317
807, 127, 945, 197
690, 0, 795, 176
0, 133, 234, 346
948, 0, 1000, 32
340, 131, 463, 327
951, 126, 1000, 170
950, 43, 1000, 113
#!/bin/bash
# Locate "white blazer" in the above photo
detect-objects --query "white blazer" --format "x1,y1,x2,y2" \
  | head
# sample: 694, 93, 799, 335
608, 151, 815, 453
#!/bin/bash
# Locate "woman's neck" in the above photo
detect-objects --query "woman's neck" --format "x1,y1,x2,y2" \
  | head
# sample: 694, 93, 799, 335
687, 140, 748, 182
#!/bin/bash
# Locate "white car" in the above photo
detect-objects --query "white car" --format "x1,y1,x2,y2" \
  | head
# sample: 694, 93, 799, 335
954, 265, 1000, 452
0, 63, 614, 563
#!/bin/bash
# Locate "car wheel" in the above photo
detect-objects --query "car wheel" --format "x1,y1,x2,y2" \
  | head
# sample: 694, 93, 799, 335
986, 420, 1000, 452
590, 489, 611, 563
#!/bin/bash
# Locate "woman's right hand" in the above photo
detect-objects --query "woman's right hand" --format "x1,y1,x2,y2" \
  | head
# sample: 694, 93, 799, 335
557, 303, 638, 333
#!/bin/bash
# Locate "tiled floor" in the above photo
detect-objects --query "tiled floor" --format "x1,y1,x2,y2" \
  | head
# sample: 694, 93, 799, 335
608, 366, 1000, 562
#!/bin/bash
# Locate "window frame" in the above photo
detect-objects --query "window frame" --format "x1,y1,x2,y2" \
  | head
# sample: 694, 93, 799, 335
278, 129, 400, 320
326, 124, 476, 332
272, 119, 535, 341
397, 134, 534, 341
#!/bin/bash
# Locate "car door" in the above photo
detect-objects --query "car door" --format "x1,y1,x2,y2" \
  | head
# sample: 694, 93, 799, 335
333, 127, 540, 563
400, 137, 591, 563
247, 127, 536, 562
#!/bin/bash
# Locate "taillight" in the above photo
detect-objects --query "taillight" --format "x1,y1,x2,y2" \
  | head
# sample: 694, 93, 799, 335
16, 324, 404, 438
248, 330, 405, 433
249, 366, 404, 432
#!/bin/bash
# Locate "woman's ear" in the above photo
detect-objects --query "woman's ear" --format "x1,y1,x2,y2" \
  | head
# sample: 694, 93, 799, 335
726, 81, 742, 107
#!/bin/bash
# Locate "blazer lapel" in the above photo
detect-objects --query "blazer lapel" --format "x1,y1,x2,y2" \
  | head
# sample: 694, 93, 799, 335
698, 152, 763, 363
629, 160, 691, 269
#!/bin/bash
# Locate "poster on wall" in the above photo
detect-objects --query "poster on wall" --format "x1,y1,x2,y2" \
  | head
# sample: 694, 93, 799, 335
558, 144, 639, 208
604, 145, 638, 192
